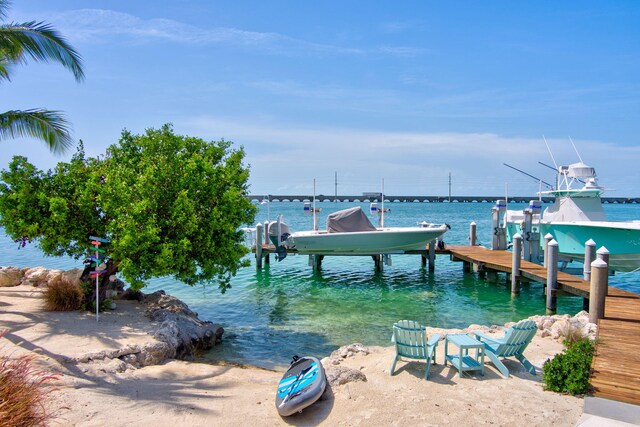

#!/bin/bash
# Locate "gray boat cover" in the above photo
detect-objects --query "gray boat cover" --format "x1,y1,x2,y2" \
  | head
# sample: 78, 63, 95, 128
326, 207, 377, 233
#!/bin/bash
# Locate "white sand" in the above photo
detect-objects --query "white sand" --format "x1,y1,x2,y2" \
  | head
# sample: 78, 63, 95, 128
0, 284, 583, 426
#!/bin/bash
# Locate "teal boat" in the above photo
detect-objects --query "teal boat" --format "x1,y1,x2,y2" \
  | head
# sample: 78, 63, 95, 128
505, 162, 640, 272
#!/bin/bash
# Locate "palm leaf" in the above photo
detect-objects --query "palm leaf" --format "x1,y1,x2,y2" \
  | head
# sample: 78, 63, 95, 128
0, 1, 8, 20
0, 109, 74, 153
0, 21, 84, 81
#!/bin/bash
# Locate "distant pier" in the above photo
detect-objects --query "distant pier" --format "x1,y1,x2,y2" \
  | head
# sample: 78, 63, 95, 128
248, 195, 640, 204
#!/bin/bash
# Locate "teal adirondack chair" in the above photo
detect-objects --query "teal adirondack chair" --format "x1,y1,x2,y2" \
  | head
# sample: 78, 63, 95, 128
473, 319, 538, 378
390, 320, 441, 380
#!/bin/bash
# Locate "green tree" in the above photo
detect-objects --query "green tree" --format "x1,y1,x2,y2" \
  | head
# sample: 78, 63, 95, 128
0, 125, 257, 292
0, 0, 84, 153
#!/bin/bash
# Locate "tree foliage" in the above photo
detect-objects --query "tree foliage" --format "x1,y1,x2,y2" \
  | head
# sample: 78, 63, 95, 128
0, 124, 257, 291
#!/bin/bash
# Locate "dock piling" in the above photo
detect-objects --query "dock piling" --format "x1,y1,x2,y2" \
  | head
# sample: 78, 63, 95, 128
523, 208, 532, 261
491, 200, 507, 250
588, 258, 608, 323
469, 222, 477, 246
596, 246, 610, 295
263, 221, 271, 264
428, 240, 435, 271
583, 239, 596, 281
256, 223, 264, 269
546, 239, 559, 314
543, 233, 554, 268
511, 233, 522, 295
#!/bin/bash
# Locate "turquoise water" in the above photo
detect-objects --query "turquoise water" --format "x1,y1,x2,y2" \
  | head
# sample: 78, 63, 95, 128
1, 201, 639, 369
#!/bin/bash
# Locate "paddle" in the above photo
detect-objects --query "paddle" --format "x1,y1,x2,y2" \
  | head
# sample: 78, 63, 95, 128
277, 364, 316, 408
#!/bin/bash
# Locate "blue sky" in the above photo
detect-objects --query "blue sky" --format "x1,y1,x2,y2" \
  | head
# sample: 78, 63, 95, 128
2, 1, 640, 196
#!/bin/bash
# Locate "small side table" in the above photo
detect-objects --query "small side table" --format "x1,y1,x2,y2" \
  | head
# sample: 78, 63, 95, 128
444, 333, 485, 378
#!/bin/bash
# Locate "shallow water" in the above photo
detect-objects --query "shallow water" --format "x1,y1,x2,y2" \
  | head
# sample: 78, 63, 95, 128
2, 201, 639, 369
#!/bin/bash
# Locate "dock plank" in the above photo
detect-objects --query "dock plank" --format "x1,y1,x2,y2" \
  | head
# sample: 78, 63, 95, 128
446, 245, 640, 407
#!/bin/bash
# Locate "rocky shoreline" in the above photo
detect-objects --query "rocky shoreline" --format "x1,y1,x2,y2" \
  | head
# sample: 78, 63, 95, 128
0, 265, 224, 371
1, 265, 596, 385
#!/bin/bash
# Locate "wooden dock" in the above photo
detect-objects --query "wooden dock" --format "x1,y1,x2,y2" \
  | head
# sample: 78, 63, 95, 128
446, 245, 640, 407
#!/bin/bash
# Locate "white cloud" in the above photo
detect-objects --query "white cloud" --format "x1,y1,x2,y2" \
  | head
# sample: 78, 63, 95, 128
180, 115, 640, 197
36, 8, 422, 58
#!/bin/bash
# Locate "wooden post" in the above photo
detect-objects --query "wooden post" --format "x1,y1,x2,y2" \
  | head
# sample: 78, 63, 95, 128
309, 255, 323, 271
589, 258, 608, 323
543, 233, 554, 268
546, 239, 558, 314
596, 246, 610, 265
263, 221, 270, 264
373, 254, 383, 272
523, 209, 532, 261
596, 246, 610, 295
511, 233, 522, 295
255, 223, 263, 269
583, 239, 596, 280
491, 200, 507, 250
428, 239, 435, 271
469, 222, 476, 246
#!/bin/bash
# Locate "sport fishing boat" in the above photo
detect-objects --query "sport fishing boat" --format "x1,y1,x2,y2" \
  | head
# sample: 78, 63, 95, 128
505, 161, 640, 272
275, 206, 449, 255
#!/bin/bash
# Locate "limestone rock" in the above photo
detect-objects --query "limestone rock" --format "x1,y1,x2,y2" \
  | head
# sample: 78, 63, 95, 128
325, 365, 367, 387
138, 341, 174, 366
0, 266, 24, 287
146, 292, 224, 359
326, 343, 370, 366
22, 267, 52, 287
61, 268, 83, 285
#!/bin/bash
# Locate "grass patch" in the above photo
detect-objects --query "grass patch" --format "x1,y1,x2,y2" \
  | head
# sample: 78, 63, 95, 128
0, 330, 59, 426
43, 276, 84, 311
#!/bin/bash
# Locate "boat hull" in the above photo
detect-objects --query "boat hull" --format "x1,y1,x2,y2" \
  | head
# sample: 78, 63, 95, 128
506, 216, 640, 272
284, 226, 448, 255
540, 221, 640, 272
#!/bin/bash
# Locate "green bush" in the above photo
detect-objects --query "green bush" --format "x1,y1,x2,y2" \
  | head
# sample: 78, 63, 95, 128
542, 338, 596, 395
43, 277, 84, 311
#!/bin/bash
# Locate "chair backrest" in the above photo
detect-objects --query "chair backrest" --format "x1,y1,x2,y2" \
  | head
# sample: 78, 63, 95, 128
495, 319, 537, 357
393, 320, 428, 360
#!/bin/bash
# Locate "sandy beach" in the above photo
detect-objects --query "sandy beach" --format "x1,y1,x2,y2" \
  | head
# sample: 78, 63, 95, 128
1, 283, 585, 426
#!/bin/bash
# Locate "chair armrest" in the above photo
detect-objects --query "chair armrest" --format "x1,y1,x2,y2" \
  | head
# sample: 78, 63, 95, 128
473, 330, 502, 344
427, 333, 441, 347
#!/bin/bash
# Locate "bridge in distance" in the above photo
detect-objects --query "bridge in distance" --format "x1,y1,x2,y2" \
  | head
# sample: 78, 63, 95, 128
247, 195, 640, 204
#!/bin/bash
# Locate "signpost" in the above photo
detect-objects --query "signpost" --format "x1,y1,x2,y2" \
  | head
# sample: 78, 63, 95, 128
88, 235, 110, 321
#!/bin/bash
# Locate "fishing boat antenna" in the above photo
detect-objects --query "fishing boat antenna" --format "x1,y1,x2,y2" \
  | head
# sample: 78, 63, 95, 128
313, 179, 318, 231
381, 178, 385, 228
569, 136, 584, 163
538, 161, 557, 172
505, 182, 509, 205
543, 136, 559, 170
503, 163, 553, 188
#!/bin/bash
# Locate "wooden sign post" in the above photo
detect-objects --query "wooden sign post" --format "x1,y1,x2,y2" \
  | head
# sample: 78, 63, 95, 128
88, 235, 110, 321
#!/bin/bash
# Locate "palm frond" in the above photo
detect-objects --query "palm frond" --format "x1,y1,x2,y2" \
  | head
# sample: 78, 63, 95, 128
0, 109, 75, 154
0, 1, 8, 20
0, 57, 10, 81
0, 21, 85, 81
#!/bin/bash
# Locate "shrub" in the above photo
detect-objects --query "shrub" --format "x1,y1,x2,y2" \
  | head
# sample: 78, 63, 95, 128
559, 323, 586, 346
0, 331, 59, 426
43, 277, 84, 311
542, 338, 596, 395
